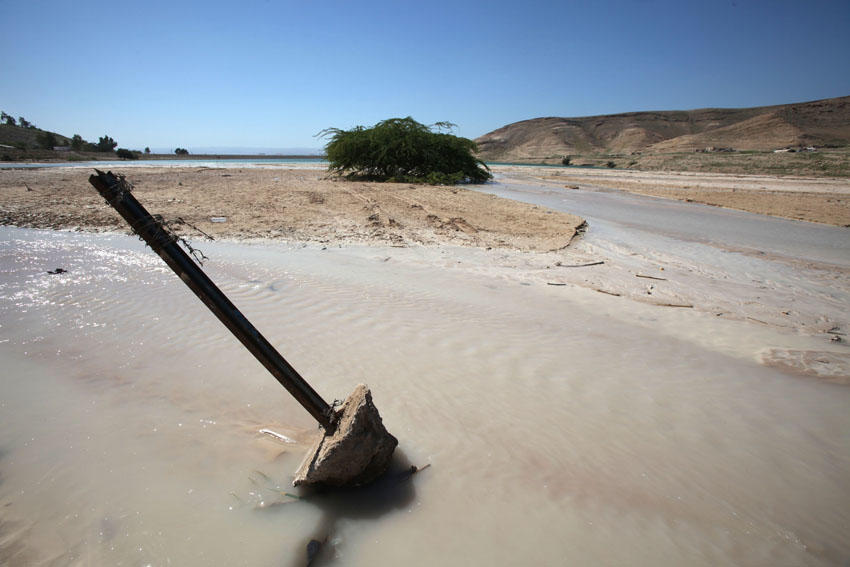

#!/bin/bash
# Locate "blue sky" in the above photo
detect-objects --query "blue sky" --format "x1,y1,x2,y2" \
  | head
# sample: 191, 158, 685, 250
1, 0, 848, 153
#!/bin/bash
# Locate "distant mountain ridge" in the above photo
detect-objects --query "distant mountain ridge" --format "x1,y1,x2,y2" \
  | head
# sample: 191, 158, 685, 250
475, 96, 850, 162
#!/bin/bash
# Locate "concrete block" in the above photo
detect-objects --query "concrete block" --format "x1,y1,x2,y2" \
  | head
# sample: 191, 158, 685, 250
293, 384, 398, 487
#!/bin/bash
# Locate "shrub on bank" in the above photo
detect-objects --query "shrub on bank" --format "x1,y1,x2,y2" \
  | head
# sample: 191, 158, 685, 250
320, 117, 491, 184
116, 148, 137, 160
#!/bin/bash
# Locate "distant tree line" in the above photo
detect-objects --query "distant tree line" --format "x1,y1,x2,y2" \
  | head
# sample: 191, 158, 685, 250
1, 111, 35, 129
2, 109, 163, 155
68, 134, 118, 152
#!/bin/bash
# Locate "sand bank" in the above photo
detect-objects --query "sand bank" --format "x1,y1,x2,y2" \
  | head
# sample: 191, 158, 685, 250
0, 166, 583, 251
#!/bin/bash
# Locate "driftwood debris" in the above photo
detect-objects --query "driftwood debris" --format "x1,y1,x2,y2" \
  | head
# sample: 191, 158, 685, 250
557, 261, 604, 268
594, 289, 621, 296
636, 274, 667, 281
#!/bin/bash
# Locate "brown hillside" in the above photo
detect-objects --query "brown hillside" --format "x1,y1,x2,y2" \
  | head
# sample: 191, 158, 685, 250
475, 96, 850, 162
648, 112, 801, 152
0, 124, 71, 149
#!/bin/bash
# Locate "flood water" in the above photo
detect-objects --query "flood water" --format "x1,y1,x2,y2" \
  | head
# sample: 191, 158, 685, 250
480, 176, 850, 266
1, 226, 849, 566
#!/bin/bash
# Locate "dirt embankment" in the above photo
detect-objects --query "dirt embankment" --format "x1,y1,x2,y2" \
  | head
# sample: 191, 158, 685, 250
0, 167, 584, 251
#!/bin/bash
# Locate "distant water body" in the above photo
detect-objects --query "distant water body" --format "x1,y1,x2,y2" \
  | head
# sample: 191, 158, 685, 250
1, 158, 580, 170
0, 157, 329, 169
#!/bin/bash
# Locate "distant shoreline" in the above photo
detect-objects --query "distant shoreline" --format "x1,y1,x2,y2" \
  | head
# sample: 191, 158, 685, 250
0, 149, 326, 164
4, 146, 848, 179
142, 153, 326, 160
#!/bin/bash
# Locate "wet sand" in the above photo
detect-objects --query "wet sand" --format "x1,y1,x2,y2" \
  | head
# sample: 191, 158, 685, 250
476, 174, 850, 355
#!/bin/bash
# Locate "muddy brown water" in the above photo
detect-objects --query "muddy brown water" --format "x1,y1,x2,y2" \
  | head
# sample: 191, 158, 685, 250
1, 226, 848, 565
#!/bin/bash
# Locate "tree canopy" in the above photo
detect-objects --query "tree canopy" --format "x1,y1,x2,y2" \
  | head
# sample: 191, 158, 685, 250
97, 135, 117, 152
37, 131, 58, 149
116, 148, 137, 160
320, 117, 491, 185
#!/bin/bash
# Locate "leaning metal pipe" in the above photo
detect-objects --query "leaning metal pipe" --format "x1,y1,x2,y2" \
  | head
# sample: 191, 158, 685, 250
89, 170, 335, 431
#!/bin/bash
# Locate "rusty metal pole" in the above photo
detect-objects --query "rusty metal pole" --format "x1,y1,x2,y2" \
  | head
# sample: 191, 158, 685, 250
89, 170, 335, 430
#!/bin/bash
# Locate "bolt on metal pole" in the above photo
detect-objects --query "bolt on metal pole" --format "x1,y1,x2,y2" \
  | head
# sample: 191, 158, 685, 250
89, 170, 335, 431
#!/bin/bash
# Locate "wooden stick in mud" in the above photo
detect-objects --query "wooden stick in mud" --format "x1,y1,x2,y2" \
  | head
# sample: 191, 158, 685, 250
557, 261, 605, 268
594, 288, 621, 296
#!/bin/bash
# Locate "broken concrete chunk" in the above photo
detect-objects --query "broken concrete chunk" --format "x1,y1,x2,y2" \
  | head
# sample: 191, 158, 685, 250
293, 384, 398, 487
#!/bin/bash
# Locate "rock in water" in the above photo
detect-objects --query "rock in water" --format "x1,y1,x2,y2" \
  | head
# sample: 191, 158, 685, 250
293, 384, 398, 487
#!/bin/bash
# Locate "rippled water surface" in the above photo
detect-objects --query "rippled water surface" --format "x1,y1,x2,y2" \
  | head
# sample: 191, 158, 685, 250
1, 227, 848, 565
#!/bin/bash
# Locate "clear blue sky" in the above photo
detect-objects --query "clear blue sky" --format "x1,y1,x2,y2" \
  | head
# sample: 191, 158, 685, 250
2, 0, 848, 153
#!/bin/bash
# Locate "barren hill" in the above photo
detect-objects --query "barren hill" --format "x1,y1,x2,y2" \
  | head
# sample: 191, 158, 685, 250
475, 96, 850, 162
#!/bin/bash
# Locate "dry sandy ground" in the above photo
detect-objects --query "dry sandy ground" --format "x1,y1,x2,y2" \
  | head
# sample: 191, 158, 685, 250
499, 165, 850, 226
0, 167, 583, 251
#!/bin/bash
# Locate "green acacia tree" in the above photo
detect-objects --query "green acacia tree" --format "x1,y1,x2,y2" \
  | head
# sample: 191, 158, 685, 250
319, 117, 491, 184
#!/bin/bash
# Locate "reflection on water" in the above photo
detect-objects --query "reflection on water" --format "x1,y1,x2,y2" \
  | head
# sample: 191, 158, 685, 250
1, 227, 849, 566
277, 452, 420, 566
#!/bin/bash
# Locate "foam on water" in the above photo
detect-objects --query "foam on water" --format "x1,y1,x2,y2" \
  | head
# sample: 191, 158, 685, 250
1, 227, 849, 565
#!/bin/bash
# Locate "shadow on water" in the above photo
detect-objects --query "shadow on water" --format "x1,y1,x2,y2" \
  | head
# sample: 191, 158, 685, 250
261, 449, 424, 567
